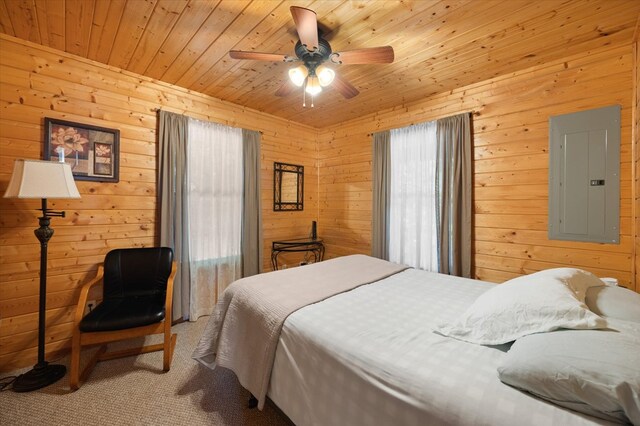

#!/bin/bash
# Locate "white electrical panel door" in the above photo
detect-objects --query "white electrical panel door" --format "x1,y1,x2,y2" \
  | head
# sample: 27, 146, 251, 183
548, 105, 620, 244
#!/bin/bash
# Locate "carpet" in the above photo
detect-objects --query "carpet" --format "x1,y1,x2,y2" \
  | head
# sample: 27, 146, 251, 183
0, 317, 292, 425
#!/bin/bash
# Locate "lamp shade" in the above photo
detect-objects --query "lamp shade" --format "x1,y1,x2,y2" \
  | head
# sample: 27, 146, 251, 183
288, 65, 308, 87
305, 76, 322, 95
316, 65, 335, 87
4, 159, 80, 199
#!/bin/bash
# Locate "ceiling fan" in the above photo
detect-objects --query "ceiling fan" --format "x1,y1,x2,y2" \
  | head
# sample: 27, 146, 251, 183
229, 6, 394, 107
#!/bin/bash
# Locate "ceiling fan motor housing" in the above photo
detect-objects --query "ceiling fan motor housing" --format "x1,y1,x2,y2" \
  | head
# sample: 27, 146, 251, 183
295, 37, 332, 74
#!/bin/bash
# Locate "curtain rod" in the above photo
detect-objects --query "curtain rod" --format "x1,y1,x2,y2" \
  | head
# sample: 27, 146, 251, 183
366, 111, 474, 137
156, 108, 263, 134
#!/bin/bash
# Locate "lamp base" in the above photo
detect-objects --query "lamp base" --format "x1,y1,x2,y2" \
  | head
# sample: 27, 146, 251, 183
13, 362, 66, 392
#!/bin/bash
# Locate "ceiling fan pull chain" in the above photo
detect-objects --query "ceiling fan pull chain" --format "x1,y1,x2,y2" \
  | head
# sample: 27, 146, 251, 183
302, 79, 307, 107
311, 93, 314, 108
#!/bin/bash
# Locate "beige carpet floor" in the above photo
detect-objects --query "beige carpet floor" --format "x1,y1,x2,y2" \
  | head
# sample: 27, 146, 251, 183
0, 317, 292, 425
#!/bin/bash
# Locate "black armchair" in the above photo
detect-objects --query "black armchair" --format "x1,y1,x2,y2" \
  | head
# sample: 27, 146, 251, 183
70, 247, 177, 390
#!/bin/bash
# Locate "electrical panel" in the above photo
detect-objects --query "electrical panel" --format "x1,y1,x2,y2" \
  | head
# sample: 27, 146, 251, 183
548, 105, 620, 244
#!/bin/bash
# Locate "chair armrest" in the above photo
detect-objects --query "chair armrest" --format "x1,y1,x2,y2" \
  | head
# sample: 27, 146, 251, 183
74, 265, 104, 327
165, 261, 177, 323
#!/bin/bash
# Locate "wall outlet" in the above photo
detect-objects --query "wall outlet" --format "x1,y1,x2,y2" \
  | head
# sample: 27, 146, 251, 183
85, 300, 96, 315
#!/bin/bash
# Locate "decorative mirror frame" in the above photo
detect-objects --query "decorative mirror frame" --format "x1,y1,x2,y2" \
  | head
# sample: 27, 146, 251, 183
274, 162, 304, 211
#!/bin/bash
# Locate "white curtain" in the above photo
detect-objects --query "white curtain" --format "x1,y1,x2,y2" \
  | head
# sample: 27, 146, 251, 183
187, 118, 243, 321
389, 121, 438, 270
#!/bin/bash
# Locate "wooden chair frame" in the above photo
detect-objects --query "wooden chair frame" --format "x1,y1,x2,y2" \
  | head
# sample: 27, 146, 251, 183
70, 261, 177, 390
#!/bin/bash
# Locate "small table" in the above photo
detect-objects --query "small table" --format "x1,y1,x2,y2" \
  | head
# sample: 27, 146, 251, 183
271, 238, 325, 271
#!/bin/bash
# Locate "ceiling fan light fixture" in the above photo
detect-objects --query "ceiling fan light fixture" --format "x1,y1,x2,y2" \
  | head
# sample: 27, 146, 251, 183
305, 75, 322, 95
316, 65, 335, 87
288, 65, 308, 86
228, 6, 394, 102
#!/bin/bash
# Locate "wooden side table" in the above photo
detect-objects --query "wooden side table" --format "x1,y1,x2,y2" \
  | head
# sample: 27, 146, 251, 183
271, 238, 325, 270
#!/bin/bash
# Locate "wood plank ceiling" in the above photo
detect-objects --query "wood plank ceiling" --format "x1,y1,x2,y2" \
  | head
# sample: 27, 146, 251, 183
0, 0, 639, 128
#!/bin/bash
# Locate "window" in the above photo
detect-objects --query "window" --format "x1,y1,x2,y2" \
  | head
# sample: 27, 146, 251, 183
187, 118, 243, 319
389, 121, 438, 270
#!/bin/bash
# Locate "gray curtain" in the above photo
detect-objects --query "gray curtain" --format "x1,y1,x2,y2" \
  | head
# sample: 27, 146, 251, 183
436, 113, 472, 277
371, 130, 391, 259
242, 129, 262, 277
158, 110, 190, 321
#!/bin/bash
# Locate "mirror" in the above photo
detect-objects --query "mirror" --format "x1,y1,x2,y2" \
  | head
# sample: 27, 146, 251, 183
274, 162, 303, 211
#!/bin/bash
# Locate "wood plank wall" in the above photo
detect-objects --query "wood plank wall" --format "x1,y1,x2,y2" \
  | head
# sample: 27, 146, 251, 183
0, 34, 318, 372
1, 33, 638, 373
634, 31, 639, 292
318, 43, 636, 289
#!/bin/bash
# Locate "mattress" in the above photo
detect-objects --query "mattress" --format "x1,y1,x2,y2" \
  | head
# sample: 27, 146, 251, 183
267, 268, 615, 426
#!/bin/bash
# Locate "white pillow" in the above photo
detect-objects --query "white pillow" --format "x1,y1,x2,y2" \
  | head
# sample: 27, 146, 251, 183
434, 268, 606, 345
498, 329, 640, 424
585, 285, 640, 323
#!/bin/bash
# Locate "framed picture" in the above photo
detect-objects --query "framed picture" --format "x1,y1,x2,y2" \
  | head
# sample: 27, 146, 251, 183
43, 117, 120, 182
273, 162, 304, 211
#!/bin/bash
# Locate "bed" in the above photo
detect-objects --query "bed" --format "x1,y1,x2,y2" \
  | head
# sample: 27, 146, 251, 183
193, 255, 640, 426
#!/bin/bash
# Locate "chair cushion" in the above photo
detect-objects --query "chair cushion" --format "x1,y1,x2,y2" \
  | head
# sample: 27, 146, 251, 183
103, 247, 173, 300
79, 294, 166, 332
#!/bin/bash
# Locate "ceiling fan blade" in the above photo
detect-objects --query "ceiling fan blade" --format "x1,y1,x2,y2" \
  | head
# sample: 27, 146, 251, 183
275, 81, 296, 97
290, 6, 318, 51
229, 51, 288, 62
330, 46, 395, 64
286, 19, 335, 41
332, 74, 359, 99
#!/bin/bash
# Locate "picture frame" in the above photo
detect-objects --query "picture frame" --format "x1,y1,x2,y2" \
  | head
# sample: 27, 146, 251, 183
43, 117, 120, 182
273, 162, 304, 211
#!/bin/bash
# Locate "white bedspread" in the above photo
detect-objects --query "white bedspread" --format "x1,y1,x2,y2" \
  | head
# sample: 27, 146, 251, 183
192, 254, 408, 409
268, 268, 616, 425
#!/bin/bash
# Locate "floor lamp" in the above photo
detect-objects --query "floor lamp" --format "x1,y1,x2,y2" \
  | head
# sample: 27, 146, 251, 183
3, 159, 80, 392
